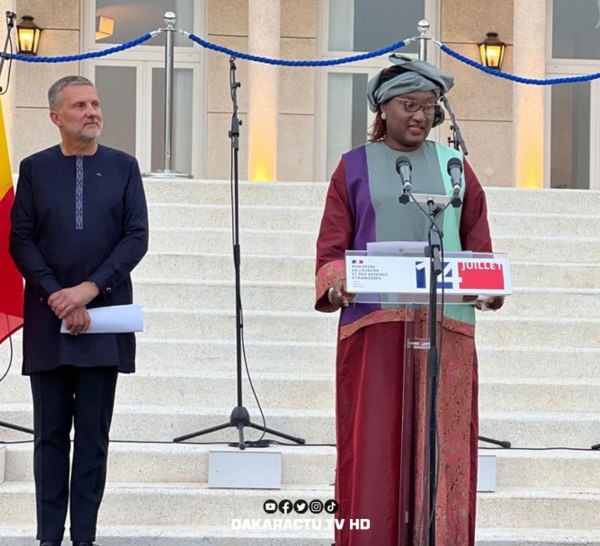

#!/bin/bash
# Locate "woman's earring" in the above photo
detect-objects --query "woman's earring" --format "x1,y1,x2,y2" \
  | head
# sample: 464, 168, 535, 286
381, 112, 387, 120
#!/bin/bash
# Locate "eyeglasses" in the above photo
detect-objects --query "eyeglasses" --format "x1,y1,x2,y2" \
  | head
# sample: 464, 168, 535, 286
393, 98, 437, 116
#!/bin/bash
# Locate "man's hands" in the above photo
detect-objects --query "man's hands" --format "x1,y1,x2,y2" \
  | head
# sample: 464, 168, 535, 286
62, 307, 92, 336
327, 279, 355, 308
48, 281, 100, 335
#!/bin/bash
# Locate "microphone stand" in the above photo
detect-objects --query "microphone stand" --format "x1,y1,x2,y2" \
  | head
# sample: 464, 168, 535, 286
0, 12, 33, 439
173, 57, 305, 450
0, 11, 15, 93
399, 184, 452, 545
441, 95, 469, 157
404, 188, 504, 545
424, 198, 443, 546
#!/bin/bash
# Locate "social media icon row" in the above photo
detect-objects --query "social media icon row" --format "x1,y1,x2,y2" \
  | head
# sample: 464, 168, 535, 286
263, 499, 339, 515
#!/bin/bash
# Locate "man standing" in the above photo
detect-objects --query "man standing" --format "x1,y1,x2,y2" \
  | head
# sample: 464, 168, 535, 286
9, 76, 149, 546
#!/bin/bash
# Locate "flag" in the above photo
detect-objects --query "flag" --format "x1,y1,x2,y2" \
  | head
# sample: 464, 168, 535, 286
0, 97, 23, 344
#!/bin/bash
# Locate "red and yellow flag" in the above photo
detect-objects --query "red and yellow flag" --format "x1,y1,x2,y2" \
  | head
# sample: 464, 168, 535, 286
0, 98, 23, 343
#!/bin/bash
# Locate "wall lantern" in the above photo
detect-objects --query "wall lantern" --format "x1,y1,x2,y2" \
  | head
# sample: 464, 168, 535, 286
478, 32, 506, 70
16, 15, 42, 56
95, 16, 115, 41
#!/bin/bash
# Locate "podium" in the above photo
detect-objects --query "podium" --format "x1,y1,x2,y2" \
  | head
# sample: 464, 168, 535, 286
345, 246, 511, 544
345, 247, 511, 303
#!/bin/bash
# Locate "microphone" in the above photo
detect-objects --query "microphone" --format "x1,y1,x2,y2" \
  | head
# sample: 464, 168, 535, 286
447, 157, 463, 205
396, 156, 412, 204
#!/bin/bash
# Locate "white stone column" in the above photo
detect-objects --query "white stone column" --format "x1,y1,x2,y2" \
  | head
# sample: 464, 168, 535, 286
513, 0, 546, 188
248, 0, 280, 181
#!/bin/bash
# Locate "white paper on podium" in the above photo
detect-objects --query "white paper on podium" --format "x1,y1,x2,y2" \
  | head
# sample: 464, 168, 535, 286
60, 304, 144, 334
367, 240, 428, 255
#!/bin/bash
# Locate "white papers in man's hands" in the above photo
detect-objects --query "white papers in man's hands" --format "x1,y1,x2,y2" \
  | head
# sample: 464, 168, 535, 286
60, 304, 144, 334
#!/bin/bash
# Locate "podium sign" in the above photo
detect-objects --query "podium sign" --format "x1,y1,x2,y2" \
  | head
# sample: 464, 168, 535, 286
345, 252, 512, 297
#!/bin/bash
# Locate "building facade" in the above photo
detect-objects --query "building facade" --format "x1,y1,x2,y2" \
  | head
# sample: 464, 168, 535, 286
2, 0, 598, 190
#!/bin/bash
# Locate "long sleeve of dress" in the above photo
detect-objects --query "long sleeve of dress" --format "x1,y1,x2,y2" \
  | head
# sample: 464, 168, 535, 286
460, 159, 493, 253
315, 159, 354, 312
10, 159, 62, 297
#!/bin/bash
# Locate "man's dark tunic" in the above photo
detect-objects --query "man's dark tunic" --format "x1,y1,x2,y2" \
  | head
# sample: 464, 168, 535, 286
10, 144, 148, 374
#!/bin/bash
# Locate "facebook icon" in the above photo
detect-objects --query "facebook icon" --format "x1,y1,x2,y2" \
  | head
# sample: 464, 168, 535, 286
279, 499, 293, 514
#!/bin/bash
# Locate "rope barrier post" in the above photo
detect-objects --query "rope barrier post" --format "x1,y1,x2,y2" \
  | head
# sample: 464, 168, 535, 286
145, 11, 192, 179
417, 19, 430, 62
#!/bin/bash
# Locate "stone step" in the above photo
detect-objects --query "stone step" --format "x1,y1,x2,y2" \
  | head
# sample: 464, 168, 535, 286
488, 212, 600, 238
0, 482, 335, 527
148, 203, 324, 232
476, 528, 600, 546
150, 228, 317, 257
4, 443, 336, 486
479, 379, 600, 413
137, 309, 600, 350
3, 367, 597, 413
487, 451, 600, 489
6, 335, 599, 380
134, 253, 313, 283
1, 404, 599, 447
147, 227, 600, 264
143, 179, 329, 208
478, 346, 600, 381
134, 254, 600, 288
2, 482, 600, 530
485, 187, 600, 214
139, 309, 338, 343
0, 371, 335, 410
476, 487, 600, 529
134, 279, 321, 313
5, 336, 337, 375
0, 404, 334, 444
0, 525, 332, 546
1, 526, 600, 546
494, 236, 600, 264
148, 204, 600, 240
501, 288, 600, 319
479, 412, 600, 449
133, 279, 600, 319
4, 443, 599, 490
5, 365, 600, 420
142, 179, 600, 214
475, 316, 600, 350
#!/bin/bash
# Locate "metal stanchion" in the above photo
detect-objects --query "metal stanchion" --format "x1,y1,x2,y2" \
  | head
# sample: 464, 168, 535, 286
417, 19, 429, 61
145, 11, 192, 179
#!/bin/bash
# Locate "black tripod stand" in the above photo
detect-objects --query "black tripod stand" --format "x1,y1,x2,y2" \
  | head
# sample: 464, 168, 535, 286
1, 339, 33, 438
173, 57, 305, 450
479, 435, 511, 448
0, 419, 33, 436
0, 12, 33, 440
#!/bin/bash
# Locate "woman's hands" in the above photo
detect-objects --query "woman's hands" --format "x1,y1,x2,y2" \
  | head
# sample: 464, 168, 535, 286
327, 280, 354, 308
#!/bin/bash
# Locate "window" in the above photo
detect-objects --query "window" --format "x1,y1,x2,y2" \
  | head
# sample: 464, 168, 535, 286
316, 0, 438, 181
81, 0, 206, 176
547, 0, 600, 189
550, 82, 590, 189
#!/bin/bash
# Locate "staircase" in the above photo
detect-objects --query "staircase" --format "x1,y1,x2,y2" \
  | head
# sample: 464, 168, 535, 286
1, 180, 600, 545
